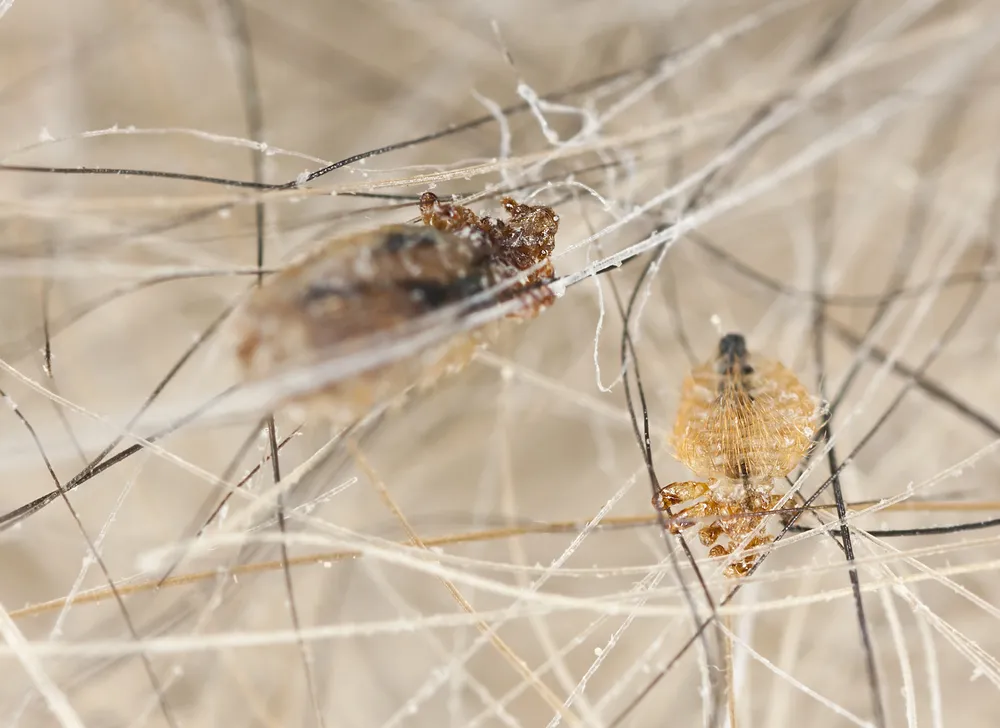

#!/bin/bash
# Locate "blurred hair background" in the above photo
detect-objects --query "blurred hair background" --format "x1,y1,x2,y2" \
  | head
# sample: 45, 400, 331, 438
2, 1, 1000, 726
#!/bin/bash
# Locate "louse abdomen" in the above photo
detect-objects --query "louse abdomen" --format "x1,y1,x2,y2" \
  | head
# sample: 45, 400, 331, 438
230, 224, 501, 420
671, 356, 818, 482
231, 193, 560, 422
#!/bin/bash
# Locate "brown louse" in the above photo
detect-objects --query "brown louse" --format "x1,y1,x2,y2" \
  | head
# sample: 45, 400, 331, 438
654, 333, 820, 577
232, 191, 559, 421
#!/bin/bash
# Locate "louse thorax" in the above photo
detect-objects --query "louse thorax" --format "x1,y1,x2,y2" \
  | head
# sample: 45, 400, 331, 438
232, 193, 559, 421
420, 192, 559, 315
670, 333, 819, 485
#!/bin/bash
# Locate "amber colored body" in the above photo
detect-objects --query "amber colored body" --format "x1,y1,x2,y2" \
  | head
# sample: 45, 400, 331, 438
232, 192, 559, 421
655, 334, 819, 577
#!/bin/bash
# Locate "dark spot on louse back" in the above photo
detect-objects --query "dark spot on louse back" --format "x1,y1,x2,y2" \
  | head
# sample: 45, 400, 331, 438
383, 232, 409, 253
399, 273, 490, 309
383, 228, 440, 253
301, 268, 488, 311
301, 282, 363, 305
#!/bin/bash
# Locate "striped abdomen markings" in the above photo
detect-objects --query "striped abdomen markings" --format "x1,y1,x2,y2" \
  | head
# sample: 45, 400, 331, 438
671, 334, 818, 483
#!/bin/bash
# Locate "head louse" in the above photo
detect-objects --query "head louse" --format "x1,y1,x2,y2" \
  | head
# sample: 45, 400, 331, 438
231, 192, 559, 421
656, 333, 822, 577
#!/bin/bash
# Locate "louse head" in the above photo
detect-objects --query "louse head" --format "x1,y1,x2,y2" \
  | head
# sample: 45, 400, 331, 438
714, 332, 754, 387
491, 197, 559, 274
717, 332, 748, 365
486, 197, 559, 318
416, 191, 559, 317
415, 191, 558, 274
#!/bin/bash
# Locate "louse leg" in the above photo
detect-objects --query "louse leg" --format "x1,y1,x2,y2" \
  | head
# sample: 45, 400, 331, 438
652, 480, 710, 509
707, 542, 754, 578
662, 501, 717, 534
774, 489, 813, 532
652, 481, 714, 535
708, 543, 730, 560
698, 520, 725, 547
724, 559, 753, 579
720, 535, 774, 578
